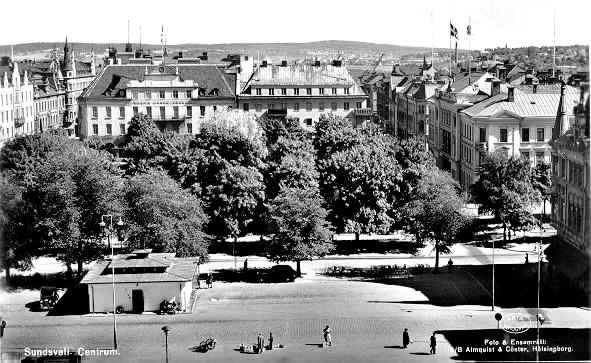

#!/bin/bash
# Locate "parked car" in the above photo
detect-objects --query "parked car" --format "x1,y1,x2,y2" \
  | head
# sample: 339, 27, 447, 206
39, 286, 59, 310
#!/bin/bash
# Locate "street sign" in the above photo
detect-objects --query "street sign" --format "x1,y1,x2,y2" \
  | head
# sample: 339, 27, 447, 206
494, 313, 502, 321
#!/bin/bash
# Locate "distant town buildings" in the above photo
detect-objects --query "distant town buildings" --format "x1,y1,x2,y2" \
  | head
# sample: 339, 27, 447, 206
548, 82, 590, 293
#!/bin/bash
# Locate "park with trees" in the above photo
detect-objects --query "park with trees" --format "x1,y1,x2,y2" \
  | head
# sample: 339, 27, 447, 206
0, 112, 551, 280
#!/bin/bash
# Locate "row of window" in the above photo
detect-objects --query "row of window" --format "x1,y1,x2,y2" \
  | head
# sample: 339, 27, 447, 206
554, 192, 585, 235
0, 107, 34, 123
91, 123, 194, 136
254, 87, 351, 96
92, 105, 205, 119
37, 97, 65, 112
552, 156, 586, 187
130, 90, 193, 100
0, 90, 34, 106
243, 101, 361, 112
520, 151, 546, 166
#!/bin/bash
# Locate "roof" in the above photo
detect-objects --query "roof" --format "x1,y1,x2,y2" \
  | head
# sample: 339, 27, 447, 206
82, 64, 235, 99
81, 254, 197, 284
404, 82, 440, 100
466, 87, 580, 118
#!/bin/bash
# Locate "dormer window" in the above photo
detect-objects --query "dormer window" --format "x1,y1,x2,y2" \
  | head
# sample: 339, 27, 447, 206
256, 88, 262, 96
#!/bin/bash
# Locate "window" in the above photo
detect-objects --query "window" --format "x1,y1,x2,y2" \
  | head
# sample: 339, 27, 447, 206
173, 106, 179, 119
120, 124, 126, 135
187, 124, 192, 134
536, 152, 545, 166
280, 103, 287, 110
269, 88, 274, 96
294, 103, 300, 111
159, 91, 165, 99
305, 118, 313, 126
294, 88, 300, 95
319, 88, 324, 95
105, 107, 111, 118
106, 124, 112, 135
319, 103, 325, 111
256, 88, 262, 96
173, 90, 179, 99
119, 107, 125, 119
331, 102, 337, 111
200, 106, 206, 116
133, 106, 139, 115
522, 151, 530, 160
306, 102, 312, 111
537, 128, 544, 142
145, 92, 151, 99
92, 124, 98, 135
255, 104, 262, 112
479, 128, 486, 142
521, 128, 529, 142
160, 106, 165, 119
306, 88, 312, 95
500, 128, 508, 143
332, 88, 337, 95
356, 102, 362, 109
92, 107, 98, 118
344, 102, 350, 110
146, 107, 152, 118
186, 90, 192, 98
268, 104, 274, 110
281, 88, 287, 95
187, 106, 192, 117
243, 103, 249, 111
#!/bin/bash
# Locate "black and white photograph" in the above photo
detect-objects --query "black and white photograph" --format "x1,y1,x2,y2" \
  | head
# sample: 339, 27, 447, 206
0, 0, 589, 362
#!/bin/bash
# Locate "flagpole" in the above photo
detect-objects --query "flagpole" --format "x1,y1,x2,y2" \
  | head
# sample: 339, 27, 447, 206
468, 17, 471, 80
431, 11, 434, 67
449, 21, 452, 77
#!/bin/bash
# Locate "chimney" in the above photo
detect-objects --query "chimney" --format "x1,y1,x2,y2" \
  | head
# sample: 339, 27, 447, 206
533, 84, 537, 94
507, 86, 515, 102
313, 60, 321, 67
261, 60, 268, 67
201, 52, 208, 61
491, 80, 501, 96
332, 59, 342, 67
178, 51, 183, 59
280, 60, 287, 67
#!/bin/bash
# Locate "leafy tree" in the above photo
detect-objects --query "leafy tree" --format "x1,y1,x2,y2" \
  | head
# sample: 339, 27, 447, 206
123, 169, 209, 257
267, 187, 333, 276
314, 114, 365, 161
402, 169, 470, 271
319, 136, 403, 234
532, 162, 552, 221
204, 165, 265, 241
258, 116, 308, 147
471, 153, 542, 242
0, 175, 37, 280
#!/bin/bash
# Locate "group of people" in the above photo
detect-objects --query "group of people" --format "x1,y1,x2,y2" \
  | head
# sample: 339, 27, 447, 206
197, 273, 214, 289
256, 332, 273, 354
403, 328, 437, 354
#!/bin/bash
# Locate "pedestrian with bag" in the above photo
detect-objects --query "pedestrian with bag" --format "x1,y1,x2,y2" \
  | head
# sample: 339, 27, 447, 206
323, 325, 332, 347
430, 333, 437, 354
402, 328, 410, 348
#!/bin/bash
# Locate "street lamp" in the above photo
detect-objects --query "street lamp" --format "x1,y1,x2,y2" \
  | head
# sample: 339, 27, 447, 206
161, 326, 170, 363
492, 236, 495, 311
100, 214, 124, 350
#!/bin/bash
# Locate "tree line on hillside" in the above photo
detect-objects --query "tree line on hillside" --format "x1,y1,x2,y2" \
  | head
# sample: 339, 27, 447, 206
0, 112, 550, 280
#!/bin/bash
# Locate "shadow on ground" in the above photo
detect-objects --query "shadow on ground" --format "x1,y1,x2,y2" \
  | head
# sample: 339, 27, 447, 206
364, 264, 588, 308
47, 284, 89, 316
439, 328, 591, 361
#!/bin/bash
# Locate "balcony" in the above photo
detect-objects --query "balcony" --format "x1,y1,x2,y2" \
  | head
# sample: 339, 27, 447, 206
353, 108, 373, 116
14, 116, 25, 128
153, 116, 188, 123
476, 142, 488, 151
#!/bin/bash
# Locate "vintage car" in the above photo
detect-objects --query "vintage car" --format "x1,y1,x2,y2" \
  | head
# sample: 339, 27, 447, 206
39, 286, 59, 310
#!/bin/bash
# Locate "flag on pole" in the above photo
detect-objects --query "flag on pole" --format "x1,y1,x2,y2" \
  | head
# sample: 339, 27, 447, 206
450, 22, 459, 39
467, 24, 472, 36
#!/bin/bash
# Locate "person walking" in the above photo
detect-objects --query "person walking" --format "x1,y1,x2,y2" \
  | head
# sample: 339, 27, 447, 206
257, 333, 264, 354
268, 332, 273, 351
323, 325, 332, 347
430, 333, 437, 354
206, 273, 213, 288
244, 258, 248, 272
525, 253, 529, 264
402, 328, 410, 348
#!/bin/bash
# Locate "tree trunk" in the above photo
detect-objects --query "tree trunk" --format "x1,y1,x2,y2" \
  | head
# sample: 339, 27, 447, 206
5, 265, 10, 282
543, 199, 547, 224
66, 263, 73, 280
77, 240, 83, 278
434, 239, 440, 273
503, 223, 507, 243
296, 260, 301, 277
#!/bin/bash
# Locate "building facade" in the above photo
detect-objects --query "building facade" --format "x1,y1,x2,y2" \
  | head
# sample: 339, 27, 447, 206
237, 57, 367, 129
548, 82, 590, 292
78, 63, 236, 140
0, 62, 35, 147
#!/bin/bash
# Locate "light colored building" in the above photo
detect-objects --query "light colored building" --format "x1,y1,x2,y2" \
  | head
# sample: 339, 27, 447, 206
396, 81, 442, 143
0, 62, 35, 147
458, 83, 580, 192
78, 62, 236, 140
81, 250, 196, 313
547, 82, 589, 292
236, 57, 367, 128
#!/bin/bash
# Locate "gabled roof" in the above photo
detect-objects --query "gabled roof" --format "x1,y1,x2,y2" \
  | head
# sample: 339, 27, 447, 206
82, 64, 235, 99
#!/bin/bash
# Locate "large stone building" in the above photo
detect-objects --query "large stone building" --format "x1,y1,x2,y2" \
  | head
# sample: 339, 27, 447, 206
457, 83, 579, 192
0, 62, 35, 147
547, 82, 590, 292
236, 57, 367, 128
78, 62, 236, 140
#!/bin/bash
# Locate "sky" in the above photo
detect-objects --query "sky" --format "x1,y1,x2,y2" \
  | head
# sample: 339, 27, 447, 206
1, 0, 589, 50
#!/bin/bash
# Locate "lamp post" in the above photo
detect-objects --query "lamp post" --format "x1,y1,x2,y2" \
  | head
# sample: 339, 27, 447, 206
100, 214, 124, 350
492, 237, 495, 311
161, 326, 170, 363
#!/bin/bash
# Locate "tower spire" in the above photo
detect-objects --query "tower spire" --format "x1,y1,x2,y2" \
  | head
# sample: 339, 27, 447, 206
552, 81, 570, 140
